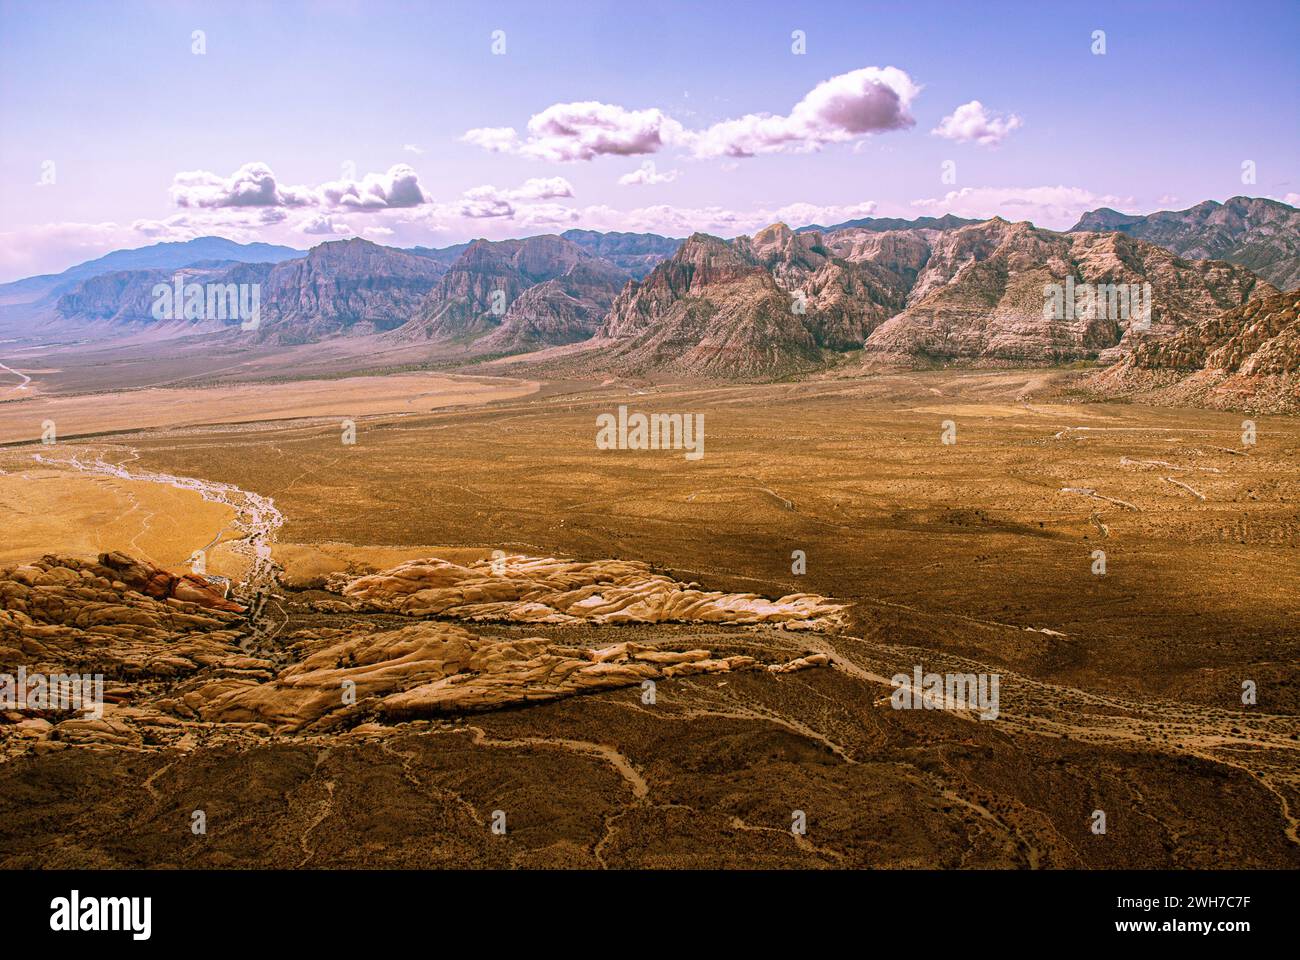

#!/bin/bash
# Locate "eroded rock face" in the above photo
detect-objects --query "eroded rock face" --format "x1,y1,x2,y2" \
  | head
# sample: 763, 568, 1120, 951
862, 221, 1275, 364
173, 621, 831, 732
593, 229, 911, 379
392, 236, 629, 347
1, 552, 840, 754
560, 229, 682, 278
586, 217, 1277, 378
1083, 291, 1300, 413
0, 553, 247, 681
328, 554, 849, 629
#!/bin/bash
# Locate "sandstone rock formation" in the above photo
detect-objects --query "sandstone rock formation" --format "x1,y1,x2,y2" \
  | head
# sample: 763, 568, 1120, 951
54, 237, 447, 341
1082, 291, 1300, 413
328, 553, 848, 629
252, 238, 448, 342
861, 219, 1275, 365
592, 226, 909, 379
1, 552, 840, 753
584, 217, 1275, 379
0, 554, 249, 683
391, 235, 630, 349
174, 621, 831, 732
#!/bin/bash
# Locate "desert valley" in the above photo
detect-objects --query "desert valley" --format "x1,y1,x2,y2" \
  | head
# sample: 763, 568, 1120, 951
2, 4, 1298, 911
1, 198, 1297, 869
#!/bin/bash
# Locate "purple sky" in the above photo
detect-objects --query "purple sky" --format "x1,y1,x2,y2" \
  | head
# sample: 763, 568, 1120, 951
1, 0, 1297, 281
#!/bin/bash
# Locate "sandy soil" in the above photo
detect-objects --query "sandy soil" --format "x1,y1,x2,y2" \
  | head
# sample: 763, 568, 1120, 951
1, 366, 1296, 868
0, 371, 537, 443
0, 469, 235, 572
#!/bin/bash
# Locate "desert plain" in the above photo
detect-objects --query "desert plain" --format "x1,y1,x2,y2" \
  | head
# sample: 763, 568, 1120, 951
0, 351, 1297, 869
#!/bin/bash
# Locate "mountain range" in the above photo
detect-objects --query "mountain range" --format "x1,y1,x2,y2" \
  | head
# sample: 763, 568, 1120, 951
1068, 196, 1300, 291
0, 236, 303, 309
2, 197, 1296, 403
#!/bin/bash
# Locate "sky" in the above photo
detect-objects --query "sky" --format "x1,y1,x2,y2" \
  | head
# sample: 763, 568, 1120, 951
1, 0, 1297, 281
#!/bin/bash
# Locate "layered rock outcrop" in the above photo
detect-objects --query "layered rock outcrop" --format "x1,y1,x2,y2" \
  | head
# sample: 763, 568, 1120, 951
593, 226, 909, 379
861, 220, 1275, 365
174, 622, 831, 732
0, 553, 248, 681
1083, 291, 1300, 413
328, 553, 848, 629
391, 235, 630, 349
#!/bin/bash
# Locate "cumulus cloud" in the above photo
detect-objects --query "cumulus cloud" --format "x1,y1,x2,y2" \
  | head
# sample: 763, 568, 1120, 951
170, 162, 315, 209
462, 66, 919, 162
931, 100, 1022, 146
297, 214, 351, 236
465, 103, 685, 162
1282, 192, 1300, 207
403, 144, 424, 154
618, 161, 679, 186
911, 186, 1133, 229
461, 126, 523, 154
458, 190, 515, 219
454, 177, 575, 219
516, 203, 583, 227
507, 176, 575, 200
318, 163, 428, 209
169, 162, 430, 213
690, 67, 920, 158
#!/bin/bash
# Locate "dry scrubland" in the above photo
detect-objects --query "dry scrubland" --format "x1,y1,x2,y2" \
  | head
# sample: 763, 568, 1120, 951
1, 368, 1298, 868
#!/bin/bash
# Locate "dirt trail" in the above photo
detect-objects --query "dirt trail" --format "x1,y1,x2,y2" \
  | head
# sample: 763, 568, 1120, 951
0, 360, 31, 394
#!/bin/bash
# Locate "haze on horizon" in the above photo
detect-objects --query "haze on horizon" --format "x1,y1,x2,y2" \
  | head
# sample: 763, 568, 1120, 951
0, 0, 1297, 282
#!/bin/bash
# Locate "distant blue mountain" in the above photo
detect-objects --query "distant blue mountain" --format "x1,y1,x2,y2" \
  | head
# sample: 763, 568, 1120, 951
0, 236, 304, 307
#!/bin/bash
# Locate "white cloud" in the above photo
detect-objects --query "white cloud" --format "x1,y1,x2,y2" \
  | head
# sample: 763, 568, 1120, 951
1282, 192, 1300, 207
169, 162, 430, 213
454, 177, 575, 220
690, 67, 920, 158
403, 144, 424, 155
516, 203, 583, 227
462, 66, 919, 163
464, 103, 685, 162
170, 162, 315, 209
507, 177, 575, 200
931, 100, 1022, 146
461, 126, 522, 154
317, 163, 428, 209
297, 214, 351, 236
457, 191, 515, 219
618, 161, 679, 186
911, 186, 1133, 229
